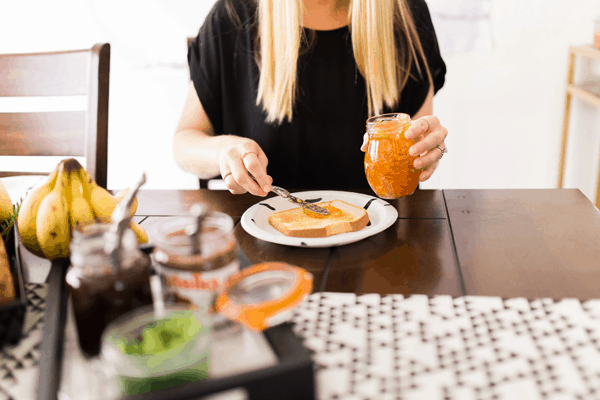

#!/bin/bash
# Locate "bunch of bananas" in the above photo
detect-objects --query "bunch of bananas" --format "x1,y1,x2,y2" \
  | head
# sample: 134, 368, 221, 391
0, 179, 12, 225
17, 159, 148, 260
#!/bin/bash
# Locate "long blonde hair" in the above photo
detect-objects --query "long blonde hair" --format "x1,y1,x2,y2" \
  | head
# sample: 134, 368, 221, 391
254, 0, 433, 125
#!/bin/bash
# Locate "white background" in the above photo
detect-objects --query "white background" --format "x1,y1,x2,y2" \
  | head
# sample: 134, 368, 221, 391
1, 0, 600, 204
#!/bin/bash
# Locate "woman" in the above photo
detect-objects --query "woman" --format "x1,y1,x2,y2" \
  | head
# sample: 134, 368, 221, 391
174, 0, 448, 196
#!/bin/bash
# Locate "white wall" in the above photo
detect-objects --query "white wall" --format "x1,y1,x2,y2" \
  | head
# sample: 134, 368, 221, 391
423, 0, 600, 201
1, 0, 214, 190
2, 0, 600, 203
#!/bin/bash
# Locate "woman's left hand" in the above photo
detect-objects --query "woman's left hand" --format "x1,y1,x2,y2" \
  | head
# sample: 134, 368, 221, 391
404, 116, 448, 182
360, 115, 448, 182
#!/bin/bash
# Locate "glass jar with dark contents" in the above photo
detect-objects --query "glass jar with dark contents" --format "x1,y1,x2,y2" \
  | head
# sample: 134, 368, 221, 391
66, 223, 153, 357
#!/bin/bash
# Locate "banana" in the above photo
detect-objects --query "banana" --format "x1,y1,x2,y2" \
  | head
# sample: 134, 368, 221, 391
68, 171, 95, 231
0, 179, 13, 224
18, 157, 146, 259
130, 222, 148, 244
17, 169, 59, 257
115, 188, 138, 218
36, 162, 71, 259
0, 233, 15, 304
78, 168, 118, 222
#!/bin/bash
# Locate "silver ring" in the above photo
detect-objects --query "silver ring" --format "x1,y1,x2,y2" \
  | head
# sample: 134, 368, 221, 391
435, 145, 447, 159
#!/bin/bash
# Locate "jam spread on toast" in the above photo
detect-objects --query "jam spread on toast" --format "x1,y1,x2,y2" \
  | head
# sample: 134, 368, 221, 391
302, 204, 344, 219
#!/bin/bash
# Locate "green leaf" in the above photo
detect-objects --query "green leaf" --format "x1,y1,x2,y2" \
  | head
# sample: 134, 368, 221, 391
1, 198, 22, 240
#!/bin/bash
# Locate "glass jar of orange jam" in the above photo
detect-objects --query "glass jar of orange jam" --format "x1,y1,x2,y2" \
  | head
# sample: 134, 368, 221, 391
364, 113, 420, 199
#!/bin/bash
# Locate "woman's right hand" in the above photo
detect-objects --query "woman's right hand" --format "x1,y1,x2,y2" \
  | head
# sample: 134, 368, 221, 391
219, 138, 273, 196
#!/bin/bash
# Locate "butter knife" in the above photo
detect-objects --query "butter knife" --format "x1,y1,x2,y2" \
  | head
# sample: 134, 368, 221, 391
249, 173, 330, 216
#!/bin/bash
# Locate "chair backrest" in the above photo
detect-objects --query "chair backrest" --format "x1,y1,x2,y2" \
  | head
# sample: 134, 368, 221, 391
0, 43, 110, 188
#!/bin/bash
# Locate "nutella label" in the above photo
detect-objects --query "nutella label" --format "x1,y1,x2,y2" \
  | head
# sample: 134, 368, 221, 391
156, 260, 240, 309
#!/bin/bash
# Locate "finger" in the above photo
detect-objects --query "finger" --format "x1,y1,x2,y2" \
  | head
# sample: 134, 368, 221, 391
360, 132, 369, 152
409, 126, 447, 157
255, 151, 272, 192
230, 157, 265, 196
222, 172, 248, 195
219, 157, 244, 195
257, 150, 269, 169
221, 149, 255, 195
413, 146, 444, 170
405, 117, 432, 140
242, 152, 271, 194
418, 161, 438, 182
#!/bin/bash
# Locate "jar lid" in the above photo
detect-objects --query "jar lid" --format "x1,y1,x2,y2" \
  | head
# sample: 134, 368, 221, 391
215, 262, 313, 331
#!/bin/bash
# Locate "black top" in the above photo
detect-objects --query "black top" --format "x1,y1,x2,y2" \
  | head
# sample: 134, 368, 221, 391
188, 0, 446, 190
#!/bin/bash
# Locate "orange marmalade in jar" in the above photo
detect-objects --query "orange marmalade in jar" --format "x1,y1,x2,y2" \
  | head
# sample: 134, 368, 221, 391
364, 113, 420, 199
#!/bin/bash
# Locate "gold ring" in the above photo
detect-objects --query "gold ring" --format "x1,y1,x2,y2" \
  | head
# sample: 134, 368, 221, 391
241, 151, 257, 160
423, 119, 430, 133
222, 172, 233, 180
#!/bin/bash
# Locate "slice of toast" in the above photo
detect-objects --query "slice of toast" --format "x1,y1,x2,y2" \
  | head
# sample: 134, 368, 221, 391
268, 200, 369, 238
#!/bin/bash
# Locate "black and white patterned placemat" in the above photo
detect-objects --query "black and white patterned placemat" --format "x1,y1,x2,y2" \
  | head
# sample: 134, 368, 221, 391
292, 293, 600, 400
0, 284, 46, 400
4, 289, 600, 400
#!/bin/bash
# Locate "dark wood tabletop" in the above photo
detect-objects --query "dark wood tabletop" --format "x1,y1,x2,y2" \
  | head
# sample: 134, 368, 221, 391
134, 188, 600, 300
135, 188, 460, 296
444, 189, 600, 300
133, 187, 447, 218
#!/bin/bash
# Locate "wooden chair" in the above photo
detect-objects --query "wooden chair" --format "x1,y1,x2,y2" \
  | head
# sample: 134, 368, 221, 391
0, 43, 111, 188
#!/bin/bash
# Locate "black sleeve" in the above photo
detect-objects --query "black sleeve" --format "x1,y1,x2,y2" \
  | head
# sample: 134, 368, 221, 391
411, 0, 446, 94
187, 0, 229, 134
394, 0, 447, 116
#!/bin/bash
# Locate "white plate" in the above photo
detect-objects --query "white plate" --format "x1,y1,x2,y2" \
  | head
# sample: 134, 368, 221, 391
0, 175, 48, 205
241, 190, 398, 248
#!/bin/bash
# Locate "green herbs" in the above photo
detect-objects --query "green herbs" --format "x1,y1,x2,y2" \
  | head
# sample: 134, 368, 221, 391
120, 316, 202, 357
1, 199, 22, 240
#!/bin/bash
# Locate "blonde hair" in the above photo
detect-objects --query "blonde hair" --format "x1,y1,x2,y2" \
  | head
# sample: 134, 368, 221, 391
255, 0, 433, 125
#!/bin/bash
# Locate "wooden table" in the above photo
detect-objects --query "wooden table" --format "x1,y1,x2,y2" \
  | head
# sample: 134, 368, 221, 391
133, 189, 457, 298
445, 189, 600, 299
12, 187, 600, 400
24, 187, 600, 305
129, 188, 600, 300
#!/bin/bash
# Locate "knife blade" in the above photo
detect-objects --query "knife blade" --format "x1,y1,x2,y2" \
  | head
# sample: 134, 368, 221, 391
270, 186, 330, 216
248, 173, 330, 216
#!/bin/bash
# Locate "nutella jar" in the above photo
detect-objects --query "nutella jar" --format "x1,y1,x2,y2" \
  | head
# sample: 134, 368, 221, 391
66, 223, 153, 357
152, 211, 239, 328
